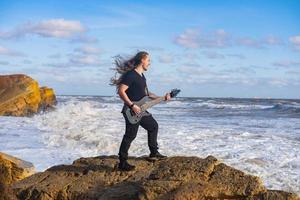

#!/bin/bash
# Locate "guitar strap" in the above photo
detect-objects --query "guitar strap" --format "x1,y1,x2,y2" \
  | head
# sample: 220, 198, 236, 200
142, 73, 151, 115
142, 73, 149, 96
145, 85, 149, 96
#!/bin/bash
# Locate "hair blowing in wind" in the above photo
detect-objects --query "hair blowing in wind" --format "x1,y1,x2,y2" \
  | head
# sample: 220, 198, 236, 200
110, 51, 149, 92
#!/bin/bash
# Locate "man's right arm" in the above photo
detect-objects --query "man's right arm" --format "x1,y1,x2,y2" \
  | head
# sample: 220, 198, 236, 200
118, 84, 141, 114
118, 84, 133, 106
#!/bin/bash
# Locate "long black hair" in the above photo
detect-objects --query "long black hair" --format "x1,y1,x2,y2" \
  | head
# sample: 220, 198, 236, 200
110, 51, 149, 92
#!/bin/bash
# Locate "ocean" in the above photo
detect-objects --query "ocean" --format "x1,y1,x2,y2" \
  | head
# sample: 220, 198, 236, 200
0, 95, 299, 194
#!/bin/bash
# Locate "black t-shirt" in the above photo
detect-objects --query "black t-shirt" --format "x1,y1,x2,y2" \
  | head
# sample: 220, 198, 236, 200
120, 69, 148, 102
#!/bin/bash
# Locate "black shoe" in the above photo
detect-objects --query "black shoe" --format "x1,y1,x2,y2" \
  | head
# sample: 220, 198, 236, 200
118, 160, 135, 171
149, 151, 167, 160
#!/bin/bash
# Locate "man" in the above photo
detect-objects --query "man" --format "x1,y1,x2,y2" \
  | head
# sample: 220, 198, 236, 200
114, 51, 171, 171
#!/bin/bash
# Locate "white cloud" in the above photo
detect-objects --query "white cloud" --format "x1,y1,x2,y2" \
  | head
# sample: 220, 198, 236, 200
175, 67, 241, 85
222, 67, 256, 75
289, 36, 300, 45
158, 54, 175, 63
237, 37, 262, 48
285, 69, 300, 75
46, 54, 102, 68
70, 55, 101, 65
226, 54, 245, 59
267, 78, 289, 87
201, 51, 225, 59
230, 34, 285, 49
237, 36, 282, 48
173, 65, 295, 88
0, 19, 86, 39
174, 28, 200, 48
184, 53, 200, 60
0, 46, 25, 57
289, 35, 300, 51
74, 46, 101, 54
174, 28, 231, 49
174, 28, 285, 50
70, 46, 102, 65
45, 45, 103, 68
263, 35, 282, 45
31, 19, 85, 38
272, 60, 300, 68
176, 66, 223, 76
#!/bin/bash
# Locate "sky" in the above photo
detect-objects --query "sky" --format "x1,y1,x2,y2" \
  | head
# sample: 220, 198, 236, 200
0, 0, 300, 99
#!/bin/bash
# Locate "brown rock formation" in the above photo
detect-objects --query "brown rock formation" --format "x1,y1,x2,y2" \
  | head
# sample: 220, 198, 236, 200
0, 152, 35, 200
39, 86, 57, 111
11, 155, 300, 200
0, 152, 35, 185
0, 74, 57, 117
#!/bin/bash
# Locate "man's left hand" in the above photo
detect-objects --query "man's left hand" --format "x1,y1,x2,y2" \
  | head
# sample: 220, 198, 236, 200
164, 93, 171, 101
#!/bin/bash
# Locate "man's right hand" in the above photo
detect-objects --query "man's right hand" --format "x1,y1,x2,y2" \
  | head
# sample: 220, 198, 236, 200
131, 104, 141, 114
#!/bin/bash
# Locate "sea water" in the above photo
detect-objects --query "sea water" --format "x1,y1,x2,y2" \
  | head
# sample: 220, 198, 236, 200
0, 96, 299, 194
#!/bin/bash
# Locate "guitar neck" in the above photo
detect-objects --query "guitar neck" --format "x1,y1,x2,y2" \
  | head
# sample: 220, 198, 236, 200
141, 96, 165, 110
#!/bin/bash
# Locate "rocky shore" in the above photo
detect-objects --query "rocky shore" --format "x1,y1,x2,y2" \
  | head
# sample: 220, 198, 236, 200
0, 154, 298, 200
0, 74, 56, 117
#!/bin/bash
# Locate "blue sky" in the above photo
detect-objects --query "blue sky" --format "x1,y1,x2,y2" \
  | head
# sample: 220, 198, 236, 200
0, 0, 300, 98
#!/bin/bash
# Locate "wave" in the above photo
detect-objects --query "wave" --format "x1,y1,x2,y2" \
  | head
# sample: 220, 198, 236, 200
160, 99, 300, 114
195, 102, 273, 110
265, 103, 300, 114
53, 96, 300, 118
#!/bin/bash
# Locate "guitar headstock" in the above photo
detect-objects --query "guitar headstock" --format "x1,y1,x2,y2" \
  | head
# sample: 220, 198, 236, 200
170, 88, 181, 98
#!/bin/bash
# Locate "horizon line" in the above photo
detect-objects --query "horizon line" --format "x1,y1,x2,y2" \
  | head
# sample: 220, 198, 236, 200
55, 94, 300, 101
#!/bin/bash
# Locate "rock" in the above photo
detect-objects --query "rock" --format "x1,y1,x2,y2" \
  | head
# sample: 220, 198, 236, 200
0, 182, 17, 200
39, 86, 56, 110
254, 190, 300, 200
0, 74, 57, 117
0, 152, 35, 200
12, 155, 300, 200
0, 152, 35, 185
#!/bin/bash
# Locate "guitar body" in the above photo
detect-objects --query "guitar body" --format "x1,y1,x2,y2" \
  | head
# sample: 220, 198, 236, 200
124, 96, 152, 124
122, 89, 181, 124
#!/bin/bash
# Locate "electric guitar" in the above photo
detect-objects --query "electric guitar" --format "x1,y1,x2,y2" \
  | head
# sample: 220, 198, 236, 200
123, 89, 181, 124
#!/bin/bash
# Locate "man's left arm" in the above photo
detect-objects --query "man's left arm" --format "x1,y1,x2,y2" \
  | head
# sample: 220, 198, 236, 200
148, 91, 160, 100
148, 91, 171, 101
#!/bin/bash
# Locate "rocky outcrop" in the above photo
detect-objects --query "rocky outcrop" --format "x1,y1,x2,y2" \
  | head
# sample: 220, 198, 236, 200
0, 152, 35, 185
0, 152, 35, 200
39, 86, 57, 111
0, 74, 57, 117
11, 155, 300, 200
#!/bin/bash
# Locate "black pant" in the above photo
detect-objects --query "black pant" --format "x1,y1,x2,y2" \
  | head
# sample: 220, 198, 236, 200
118, 112, 159, 161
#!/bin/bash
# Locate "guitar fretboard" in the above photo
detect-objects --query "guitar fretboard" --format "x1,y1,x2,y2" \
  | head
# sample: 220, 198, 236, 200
141, 96, 165, 110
